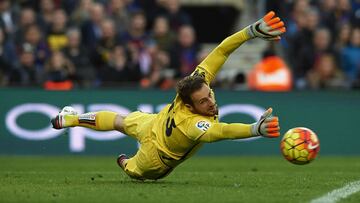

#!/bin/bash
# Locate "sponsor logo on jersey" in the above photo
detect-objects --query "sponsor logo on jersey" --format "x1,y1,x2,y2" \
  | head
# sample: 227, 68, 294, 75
196, 120, 211, 132
79, 113, 96, 120
79, 113, 96, 125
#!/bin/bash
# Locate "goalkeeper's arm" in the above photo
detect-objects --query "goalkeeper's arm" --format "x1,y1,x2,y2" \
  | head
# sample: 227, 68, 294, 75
194, 11, 286, 83
198, 108, 280, 143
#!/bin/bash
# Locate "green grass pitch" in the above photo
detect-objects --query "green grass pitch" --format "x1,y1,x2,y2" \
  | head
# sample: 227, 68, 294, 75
0, 156, 360, 203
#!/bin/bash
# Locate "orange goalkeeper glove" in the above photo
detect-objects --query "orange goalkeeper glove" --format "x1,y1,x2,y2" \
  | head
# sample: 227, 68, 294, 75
251, 107, 280, 138
247, 11, 286, 41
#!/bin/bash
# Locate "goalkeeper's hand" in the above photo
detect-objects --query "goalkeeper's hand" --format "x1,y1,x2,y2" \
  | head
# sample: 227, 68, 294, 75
251, 108, 280, 138
247, 11, 286, 41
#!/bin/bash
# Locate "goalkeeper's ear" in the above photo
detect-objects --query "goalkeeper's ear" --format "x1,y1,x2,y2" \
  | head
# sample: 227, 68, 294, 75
185, 103, 195, 112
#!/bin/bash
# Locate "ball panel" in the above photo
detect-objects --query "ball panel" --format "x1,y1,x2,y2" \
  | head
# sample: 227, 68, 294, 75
280, 127, 320, 165
290, 133, 300, 140
296, 156, 308, 162
292, 148, 300, 159
299, 149, 309, 157
307, 151, 317, 160
282, 148, 289, 156
293, 138, 305, 146
295, 143, 305, 150
283, 140, 293, 150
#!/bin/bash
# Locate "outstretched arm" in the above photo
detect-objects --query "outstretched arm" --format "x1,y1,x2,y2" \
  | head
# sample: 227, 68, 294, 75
198, 108, 280, 143
191, 11, 286, 84
191, 28, 250, 84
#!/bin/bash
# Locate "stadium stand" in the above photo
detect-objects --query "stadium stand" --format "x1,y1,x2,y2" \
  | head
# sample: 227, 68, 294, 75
0, 0, 359, 90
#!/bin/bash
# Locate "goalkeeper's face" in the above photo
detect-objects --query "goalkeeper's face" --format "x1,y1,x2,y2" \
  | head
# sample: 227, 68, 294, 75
189, 83, 218, 117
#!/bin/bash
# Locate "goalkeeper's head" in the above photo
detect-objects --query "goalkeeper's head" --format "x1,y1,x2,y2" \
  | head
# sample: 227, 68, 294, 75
176, 75, 218, 116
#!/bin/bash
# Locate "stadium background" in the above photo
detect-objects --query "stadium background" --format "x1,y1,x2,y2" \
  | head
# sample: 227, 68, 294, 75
0, 0, 359, 155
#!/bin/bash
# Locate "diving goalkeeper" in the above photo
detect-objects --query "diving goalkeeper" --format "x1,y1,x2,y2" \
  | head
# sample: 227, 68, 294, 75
52, 11, 285, 180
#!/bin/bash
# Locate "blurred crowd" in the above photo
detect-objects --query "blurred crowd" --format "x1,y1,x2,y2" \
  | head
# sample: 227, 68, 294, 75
0, 0, 197, 90
268, 0, 360, 90
0, 0, 359, 90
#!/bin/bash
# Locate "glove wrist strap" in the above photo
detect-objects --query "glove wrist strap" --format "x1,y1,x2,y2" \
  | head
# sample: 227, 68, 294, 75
246, 25, 257, 39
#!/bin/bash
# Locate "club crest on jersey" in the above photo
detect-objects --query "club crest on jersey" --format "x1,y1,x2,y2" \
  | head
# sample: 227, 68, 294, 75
196, 120, 211, 132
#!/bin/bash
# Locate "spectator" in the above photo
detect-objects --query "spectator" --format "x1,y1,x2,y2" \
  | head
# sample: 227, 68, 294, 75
21, 24, 50, 70
44, 51, 75, 90
134, 0, 167, 29
0, 0, 16, 36
71, 0, 93, 26
336, 0, 353, 25
9, 44, 41, 86
335, 23, 352, 51
307, 53, 346, 89
99, 45, 141, 86
38, 0, 56, 31
318, 0, 337, 34
107, 0, 130, 34
0, 26, 17, 70
62, 28, 95, 87
120, 10, 154, 77
340, 27, 360, 87
162, 0, 191, 31
151, 15, 176, 52
299, 28, 334, 86
92, 18, 120, 69
0, 26, 17, 86
248, 48, 293, 92
14, 8, 37, 44
169, 25, 199, 78
47, 9, 69, 51
285, 0, 310, 38
141, 48, 173, 89
313, 27, 333, 54
81, 2, 105, 48
289, 6, 320, 85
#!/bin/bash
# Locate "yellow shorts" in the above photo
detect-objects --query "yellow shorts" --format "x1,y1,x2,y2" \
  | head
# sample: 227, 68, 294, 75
123, 111, 173, 180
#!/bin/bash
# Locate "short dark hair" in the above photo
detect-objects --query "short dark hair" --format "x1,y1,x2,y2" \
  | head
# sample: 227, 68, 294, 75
176, 75, 206, 105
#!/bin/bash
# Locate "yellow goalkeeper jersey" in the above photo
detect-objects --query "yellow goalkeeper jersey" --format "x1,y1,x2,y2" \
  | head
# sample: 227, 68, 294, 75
151, 28, 252, 168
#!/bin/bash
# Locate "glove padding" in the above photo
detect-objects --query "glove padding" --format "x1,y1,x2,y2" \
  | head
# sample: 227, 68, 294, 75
247, 11, 286, 41
251, 108, 280, 138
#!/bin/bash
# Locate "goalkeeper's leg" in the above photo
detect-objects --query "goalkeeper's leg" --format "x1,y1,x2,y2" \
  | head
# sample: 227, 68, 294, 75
51, 106, 125, 133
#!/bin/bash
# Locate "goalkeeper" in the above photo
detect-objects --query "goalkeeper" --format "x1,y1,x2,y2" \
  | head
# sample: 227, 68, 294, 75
52, 11, 286, 180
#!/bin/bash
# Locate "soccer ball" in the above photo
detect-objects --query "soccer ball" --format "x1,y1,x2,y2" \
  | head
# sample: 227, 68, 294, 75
280, 127, 320, 165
